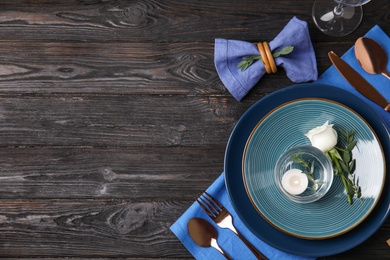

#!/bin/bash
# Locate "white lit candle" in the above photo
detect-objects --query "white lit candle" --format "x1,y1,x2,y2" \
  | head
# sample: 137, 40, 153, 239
281, 169, 308, 195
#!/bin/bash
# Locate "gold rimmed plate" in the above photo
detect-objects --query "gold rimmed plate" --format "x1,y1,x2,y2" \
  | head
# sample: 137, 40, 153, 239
242, 98, 385, 239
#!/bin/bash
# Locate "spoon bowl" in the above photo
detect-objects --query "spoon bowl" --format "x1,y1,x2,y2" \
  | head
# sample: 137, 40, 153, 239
355, 37, 390, 80
187, 218, 231, 259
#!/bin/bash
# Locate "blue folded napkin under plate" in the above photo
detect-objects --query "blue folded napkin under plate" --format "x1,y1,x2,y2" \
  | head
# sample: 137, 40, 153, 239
214, 16, 318, 101
170, 25, 389, 260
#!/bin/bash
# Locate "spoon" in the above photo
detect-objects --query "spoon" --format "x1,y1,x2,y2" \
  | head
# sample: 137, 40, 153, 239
355, 37, 390, 80
187, 218, 232, 260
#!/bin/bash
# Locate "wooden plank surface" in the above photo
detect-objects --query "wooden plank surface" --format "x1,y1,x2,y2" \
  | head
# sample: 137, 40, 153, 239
0, 0, 388, 259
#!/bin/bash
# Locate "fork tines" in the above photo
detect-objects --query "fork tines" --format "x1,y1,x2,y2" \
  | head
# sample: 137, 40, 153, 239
197, 190, 223, 218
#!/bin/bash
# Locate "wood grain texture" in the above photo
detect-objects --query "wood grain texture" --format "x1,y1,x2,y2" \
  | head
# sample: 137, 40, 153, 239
0, 0, 388, 259
0, 147, 224, 199
0, 199, 191, 257
0, 95, 245, 147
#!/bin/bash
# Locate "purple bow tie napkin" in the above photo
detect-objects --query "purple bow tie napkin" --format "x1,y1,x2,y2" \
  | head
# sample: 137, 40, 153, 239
214, 16, 318, 101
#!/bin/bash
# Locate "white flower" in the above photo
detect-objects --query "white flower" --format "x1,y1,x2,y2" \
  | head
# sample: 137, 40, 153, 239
305, 121, 338, 152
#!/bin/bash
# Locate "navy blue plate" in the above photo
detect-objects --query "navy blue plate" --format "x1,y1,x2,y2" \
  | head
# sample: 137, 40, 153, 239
224, 83, 390, 257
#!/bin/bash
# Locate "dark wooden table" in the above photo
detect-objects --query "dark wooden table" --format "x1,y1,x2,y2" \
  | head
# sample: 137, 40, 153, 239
0, 0, 388, 259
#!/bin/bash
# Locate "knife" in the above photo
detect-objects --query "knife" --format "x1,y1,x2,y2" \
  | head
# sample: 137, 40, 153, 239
328, 51, 390, 112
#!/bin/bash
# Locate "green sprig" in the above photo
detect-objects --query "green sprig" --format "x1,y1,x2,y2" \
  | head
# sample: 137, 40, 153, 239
327, 130, 361, 205
290, 152, 323, 191
237, 46, 294, 72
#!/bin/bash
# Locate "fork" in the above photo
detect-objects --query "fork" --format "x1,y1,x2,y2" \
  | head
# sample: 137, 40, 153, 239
197, 191, 268, 260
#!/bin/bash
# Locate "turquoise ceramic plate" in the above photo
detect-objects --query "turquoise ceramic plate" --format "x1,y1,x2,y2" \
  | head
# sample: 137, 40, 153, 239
243, 98, 385, 239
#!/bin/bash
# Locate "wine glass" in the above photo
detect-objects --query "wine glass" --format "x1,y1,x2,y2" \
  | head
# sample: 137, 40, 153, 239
312, 0, 371, 37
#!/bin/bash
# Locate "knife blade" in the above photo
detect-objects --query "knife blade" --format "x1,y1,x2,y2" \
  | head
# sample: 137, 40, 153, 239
328, 51, 390, 112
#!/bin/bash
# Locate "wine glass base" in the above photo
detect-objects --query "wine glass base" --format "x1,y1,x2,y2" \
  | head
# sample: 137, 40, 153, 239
312, 0, 363, 37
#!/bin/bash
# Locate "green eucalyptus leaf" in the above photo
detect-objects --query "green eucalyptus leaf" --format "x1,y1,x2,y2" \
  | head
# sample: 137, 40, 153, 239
339, 160, 350, 174
335, 147, 348, 153
347, 140, 358, 151
343, 151, 351, 164
237, 55, 262, 71
330, 148, 343, 161
277, 46, 294, 55
346, 131, 355, 144
349, 159, 356, 173
348, 130, 355, 138
357, 186, 362, 199
237, 60, 247, 68
339, 128, 348, 137
251, 55, 262, 60
347, 182, 355, 196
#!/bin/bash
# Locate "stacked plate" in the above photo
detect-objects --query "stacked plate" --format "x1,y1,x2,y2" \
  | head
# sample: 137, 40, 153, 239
224, 83, 390, 257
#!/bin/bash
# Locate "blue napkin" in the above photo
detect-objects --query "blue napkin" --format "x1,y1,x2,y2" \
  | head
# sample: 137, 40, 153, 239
170, 173, 314, 260
316, 25, 390, 129
214, 16, 318, 101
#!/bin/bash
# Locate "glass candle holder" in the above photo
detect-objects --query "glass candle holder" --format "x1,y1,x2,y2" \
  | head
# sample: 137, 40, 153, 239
274, 145, 334, 203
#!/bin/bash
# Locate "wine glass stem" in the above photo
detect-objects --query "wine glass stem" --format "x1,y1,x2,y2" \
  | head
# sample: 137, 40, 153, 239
334, 4, 344, 16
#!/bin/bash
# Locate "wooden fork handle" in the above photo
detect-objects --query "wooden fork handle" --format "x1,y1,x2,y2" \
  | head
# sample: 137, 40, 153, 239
236, 231, 268, 260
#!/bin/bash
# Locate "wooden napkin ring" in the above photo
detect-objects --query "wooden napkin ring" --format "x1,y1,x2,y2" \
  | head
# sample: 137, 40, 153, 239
263, 42, 277, 73
257, 42, 272, 74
